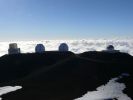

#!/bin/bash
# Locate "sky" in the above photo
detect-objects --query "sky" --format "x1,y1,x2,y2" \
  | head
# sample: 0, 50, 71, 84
0, 0, 133, 40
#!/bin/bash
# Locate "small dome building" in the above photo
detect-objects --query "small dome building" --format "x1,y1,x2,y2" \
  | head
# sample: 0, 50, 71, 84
102, 45, 119, 53
8, 43, 21, 54
35, 44, 45, 53
59, 43, 69, 51
106, 45, 114, 51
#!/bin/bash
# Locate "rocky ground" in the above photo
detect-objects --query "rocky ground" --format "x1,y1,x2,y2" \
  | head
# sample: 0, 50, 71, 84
0, 51, 132, 100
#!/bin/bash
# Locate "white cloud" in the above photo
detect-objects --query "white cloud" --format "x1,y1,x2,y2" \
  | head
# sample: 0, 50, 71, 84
0, 39, 133, 56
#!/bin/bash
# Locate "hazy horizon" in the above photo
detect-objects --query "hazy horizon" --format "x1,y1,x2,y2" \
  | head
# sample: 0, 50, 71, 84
0, 37, 133, 42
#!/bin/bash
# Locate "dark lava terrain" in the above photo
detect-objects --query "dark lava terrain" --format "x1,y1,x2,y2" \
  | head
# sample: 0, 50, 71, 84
0, 51, 132, 100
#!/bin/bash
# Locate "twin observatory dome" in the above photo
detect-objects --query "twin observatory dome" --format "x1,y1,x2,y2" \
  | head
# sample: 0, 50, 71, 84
35, 43, 69, 53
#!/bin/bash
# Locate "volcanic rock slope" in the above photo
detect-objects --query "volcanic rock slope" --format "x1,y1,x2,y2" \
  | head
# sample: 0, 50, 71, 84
0, 51, 132, 100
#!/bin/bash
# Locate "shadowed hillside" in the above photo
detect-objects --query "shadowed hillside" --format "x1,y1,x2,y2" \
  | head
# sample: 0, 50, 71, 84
0, 51, 132, 100
0, 51, 74, 83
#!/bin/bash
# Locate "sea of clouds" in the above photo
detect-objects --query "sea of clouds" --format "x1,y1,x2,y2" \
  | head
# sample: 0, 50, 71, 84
0, 39, 133, 56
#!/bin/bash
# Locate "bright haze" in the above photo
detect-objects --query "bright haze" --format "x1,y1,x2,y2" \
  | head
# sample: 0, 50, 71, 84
0, 0, 133, 41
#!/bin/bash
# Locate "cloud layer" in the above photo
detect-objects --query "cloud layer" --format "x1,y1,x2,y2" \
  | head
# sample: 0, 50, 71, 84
0, 39, 133, 56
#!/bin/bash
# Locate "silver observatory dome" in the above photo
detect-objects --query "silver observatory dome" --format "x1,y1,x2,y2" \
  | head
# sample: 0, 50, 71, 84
59, 43, 69, 51
35, 44, 45, 53
107, 45, 114, 51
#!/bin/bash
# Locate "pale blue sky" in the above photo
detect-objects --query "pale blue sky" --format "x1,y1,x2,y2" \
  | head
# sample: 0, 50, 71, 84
0, 0, 133, 40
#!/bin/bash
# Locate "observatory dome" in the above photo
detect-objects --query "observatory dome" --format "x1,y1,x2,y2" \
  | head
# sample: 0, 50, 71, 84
9, 43, 18, 49
59, 43, 69, 51
35, 44, 45, 53
8, 43, 21, 54
107, 45, 114, 51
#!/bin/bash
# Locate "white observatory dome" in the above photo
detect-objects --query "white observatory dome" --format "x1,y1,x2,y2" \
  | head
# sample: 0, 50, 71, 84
8, 43, 21, 54
59, 43, 69, 51
35, 44, 45, 53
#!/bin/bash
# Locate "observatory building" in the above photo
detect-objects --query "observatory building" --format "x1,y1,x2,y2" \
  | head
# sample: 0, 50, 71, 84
102, 45, 119, 53
8, 43, 21, 54
59, 43, 69, 51
107, 45, 114, 51
35, 44, 45, 53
